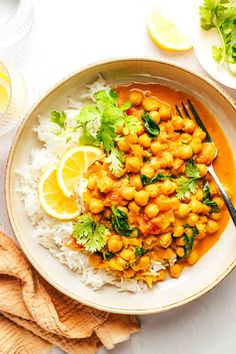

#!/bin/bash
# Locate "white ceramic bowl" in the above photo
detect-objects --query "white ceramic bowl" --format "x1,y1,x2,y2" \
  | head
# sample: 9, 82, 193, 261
5, 58, 236, 314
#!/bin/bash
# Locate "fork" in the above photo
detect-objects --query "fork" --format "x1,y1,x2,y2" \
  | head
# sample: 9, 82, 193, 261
176, 99, 236, 227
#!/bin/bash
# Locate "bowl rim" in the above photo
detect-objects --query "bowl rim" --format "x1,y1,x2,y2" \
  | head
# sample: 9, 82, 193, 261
5, 56, 236, 315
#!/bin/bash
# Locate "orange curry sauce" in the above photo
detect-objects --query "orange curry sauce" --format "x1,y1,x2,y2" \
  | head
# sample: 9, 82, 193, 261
116, 83, 236, 259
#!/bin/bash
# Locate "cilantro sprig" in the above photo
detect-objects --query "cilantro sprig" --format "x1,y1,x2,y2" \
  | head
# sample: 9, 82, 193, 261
199, 0, 236, 74
72, 215, 110, 252
50, 111, 67, 128
176, 160, 201, 199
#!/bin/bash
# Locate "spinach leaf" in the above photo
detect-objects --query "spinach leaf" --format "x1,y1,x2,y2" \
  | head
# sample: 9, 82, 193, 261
111, 205, 138, 236
140, 173, 170, 186
141, 112, 160, 138
183, 224, 199, 257
202, 182, 220, 213
134, 247, 146, 257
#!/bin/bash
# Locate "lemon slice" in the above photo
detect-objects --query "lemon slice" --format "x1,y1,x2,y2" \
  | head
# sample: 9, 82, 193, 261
147, 11, 192, 51
38, 165, 80, 220
0, 64, 10, 113
57, 146, 103, 197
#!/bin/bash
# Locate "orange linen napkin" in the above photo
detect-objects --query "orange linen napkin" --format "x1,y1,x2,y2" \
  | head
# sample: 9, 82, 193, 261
0, 232, 140, 353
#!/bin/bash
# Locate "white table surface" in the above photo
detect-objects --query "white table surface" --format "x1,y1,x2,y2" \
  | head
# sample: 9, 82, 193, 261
1, 1, 236, 353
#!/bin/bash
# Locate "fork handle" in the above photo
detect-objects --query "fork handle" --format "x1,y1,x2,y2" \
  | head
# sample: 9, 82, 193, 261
208, 165, 236, 227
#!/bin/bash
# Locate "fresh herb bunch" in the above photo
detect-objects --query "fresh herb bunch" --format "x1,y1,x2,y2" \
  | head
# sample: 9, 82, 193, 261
72, 215, 110, 252
176, 159, 201, 199
111, 205, 138, 237
199, 0, 236, 74
202, 181, 220, 212
140, 173, 171, 186
141, 112, 160, 138
182, 224, 199, 257
50, 111, 67, 128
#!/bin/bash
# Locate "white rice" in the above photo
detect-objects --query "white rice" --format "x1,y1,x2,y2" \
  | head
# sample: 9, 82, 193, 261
17, 77, 171, 292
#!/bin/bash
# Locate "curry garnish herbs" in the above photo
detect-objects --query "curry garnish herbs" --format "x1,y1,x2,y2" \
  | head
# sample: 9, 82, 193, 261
202, 181, 220, 212
50, 110, 67, 128
134, 247, 146, 257
183, 224, 199, 257
141, 112, 160, 138
176, 160, 201, 199
111, 205, 138, 237
199, 0, 236, 74
140, 173, 171, 186
72, 215, 110, 252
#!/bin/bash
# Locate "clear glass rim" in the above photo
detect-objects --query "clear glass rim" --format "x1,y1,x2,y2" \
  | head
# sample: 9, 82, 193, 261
0, 60, 12, 119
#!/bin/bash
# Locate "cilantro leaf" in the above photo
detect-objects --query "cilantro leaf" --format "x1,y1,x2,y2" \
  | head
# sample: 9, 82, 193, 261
111, 205, 138, 237
134, 247, 146, 257
202, 181, 220, 212
75, 105, 101, 125
185, 159, 201, 179
79, 127, 100, 147
141, 112, 160, 138
176, 176, 199, 199
104, 149, 124, 176
72, 215, 110, 252
140, 173, 171, 186
50, 111, 66, 128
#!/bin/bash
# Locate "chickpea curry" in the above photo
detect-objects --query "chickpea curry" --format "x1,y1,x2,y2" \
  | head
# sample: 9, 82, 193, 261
68, 83, 235, 289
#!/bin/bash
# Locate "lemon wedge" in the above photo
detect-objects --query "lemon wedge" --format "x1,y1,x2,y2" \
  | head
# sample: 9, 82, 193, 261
147, 11, 192, 51
38, 165, 80, 220
57, 146, 103, 197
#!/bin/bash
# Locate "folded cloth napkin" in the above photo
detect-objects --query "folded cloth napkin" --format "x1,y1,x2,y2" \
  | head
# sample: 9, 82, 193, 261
0, 232, 140, 353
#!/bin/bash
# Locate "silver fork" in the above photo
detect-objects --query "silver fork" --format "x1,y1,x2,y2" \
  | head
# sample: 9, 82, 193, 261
176, 99, 236, 227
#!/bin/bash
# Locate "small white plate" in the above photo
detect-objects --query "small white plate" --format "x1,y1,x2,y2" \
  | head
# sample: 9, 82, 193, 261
192, 0, 236, 89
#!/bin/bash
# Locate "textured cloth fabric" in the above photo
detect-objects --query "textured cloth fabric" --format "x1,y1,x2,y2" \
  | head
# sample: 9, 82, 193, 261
0, 232, 140, 353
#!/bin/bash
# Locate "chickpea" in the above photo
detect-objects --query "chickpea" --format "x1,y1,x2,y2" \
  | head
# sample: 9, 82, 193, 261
125, 156, 141, 173
143, 96, 160, 111
186, 213, 198, 226
169, 264, 184, 278
150, 141, 163, 155
128, 200, 141, 214
130, 175, 143, 190
159, 104, 171, 121
141, 165, 155, 178
144, 203, 160, 218
206, 220, 219, 234
187, 250, 199, 265
108, 236, 123, 253
190, 138, 202, 154
209, 181, 218, 196
87, 174, 97, 190
176, 247, 185, 258
173, 225, 184, 237
134, 190, 149, 206
159, 232, 172, 248
155, 195, 172, 211
212, 197, 224, 209
210, 212, 221, 220
170, 196, 180, 211
193, 127, 206, 141
145, 184, 159, 198
149, 157, 161, 170
138, 255, 151, 270
176, 236, 185, 246
189, 199, 203, 214
183, 119, 196, 133
198, 215, 208, 223
129, 90, 143, 106
89, 254, 102, 267
104, 208, 111, 219
97, 176, 114, 193
161, 180, 176, 195
121, 186, 136, 201
139, 133, 151, 148
197, 164, 208, 177
171, 115, 184, 130
195, 189, 204, 201
117, 139, 130, 152
149, 110, 160, 124
160, 151, 174, 168
196, 223, 206, 238
176, 145, 193, 160
120, 247, 135, 261
137, 124, 145, 136
201, 204, 211, 215
176, 203, 191, 218
126, 134, 139, 144
196, 142, 217, 165
109, 257, 126, 271
89, 198, 104, 214
180, 133, 192, 144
